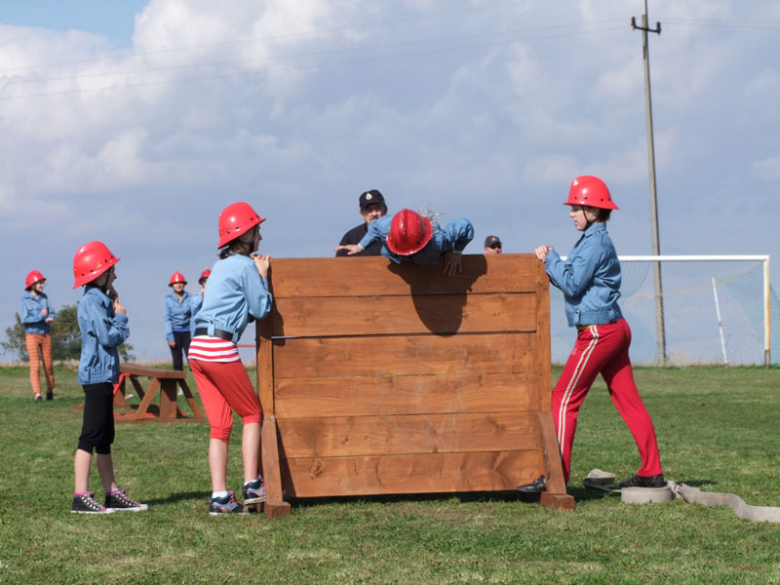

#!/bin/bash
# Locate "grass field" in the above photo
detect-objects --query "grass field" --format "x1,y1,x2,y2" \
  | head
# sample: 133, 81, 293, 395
0, 363, 778, 585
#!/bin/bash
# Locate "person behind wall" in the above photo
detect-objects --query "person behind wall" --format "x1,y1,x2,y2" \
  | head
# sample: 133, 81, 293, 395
334, 208, 474, 276
164, 271, 197, 371
189, 202, 272, 515
484, 235, 502, 255
20, 270, 56, 402
335, 189, 388, 257
71, 241, 148, 513
517, 176, 665, 494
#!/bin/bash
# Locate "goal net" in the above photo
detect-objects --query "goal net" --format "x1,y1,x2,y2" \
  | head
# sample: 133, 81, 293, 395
549, 255, 775, 366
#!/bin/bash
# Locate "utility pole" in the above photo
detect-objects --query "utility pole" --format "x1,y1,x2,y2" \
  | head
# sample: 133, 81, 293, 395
632, 0, 666, 365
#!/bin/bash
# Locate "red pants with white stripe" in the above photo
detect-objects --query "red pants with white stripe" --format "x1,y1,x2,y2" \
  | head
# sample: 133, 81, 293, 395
553, 318, 662, 483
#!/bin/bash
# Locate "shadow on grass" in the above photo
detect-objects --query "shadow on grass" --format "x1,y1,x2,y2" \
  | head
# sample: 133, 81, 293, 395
144, 491, 209, 505
288, 490, 574, 509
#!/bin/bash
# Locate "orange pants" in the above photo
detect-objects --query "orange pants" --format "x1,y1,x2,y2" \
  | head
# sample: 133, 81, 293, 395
26, 333, 54, 395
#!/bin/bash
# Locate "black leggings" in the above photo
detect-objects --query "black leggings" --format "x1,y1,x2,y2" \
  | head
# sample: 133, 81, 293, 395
169, 330, 192, 371
78, 383, 115, 454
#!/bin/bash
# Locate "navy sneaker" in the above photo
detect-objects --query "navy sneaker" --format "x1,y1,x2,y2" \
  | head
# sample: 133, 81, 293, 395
105, 488, 149, 512
242, 476, 266, 504
46, 392, 54, 401
209, 491, 245, 515
72, 492, 115, 514
618, 473, 666, 489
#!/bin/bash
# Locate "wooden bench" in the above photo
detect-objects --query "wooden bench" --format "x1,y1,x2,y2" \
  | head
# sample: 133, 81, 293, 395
256, 254, 574, 517
113, 362, 204, 423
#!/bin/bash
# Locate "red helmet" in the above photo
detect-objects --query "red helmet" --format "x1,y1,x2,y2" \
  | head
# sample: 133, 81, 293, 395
199, 268, 211, 284
25, 270, 46, 290
169, 271, 187, 286
72, 241, 120, 289
387, 209, 433, 256
564, 176, 619, 210
217, 202, 265, 248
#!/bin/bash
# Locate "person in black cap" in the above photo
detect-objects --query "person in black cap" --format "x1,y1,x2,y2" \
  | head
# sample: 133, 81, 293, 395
335, 189, 388, 257
484, 235, 502, 254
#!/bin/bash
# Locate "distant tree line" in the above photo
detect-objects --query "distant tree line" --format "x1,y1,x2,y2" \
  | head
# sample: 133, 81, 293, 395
1, 304, 134, 361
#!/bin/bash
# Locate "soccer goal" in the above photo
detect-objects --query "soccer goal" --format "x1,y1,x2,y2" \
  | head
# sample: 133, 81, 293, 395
549, 255, 772, 367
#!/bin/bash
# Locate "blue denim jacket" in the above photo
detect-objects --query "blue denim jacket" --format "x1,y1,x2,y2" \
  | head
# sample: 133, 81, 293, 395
545, 223, 623, 327
20, 291, 56, 334
163, 291, 197, 342
189, 293, 204, 333
358, 216, 474, 265
192, 255, 272, 344
78, 286, 130, 385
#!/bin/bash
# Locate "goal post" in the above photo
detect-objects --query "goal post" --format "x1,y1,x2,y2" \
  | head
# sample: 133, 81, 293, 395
550, 255, 771, 367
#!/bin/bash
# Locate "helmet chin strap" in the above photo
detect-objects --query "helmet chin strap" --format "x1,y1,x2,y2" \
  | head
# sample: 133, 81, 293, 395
581, 205, 595, 229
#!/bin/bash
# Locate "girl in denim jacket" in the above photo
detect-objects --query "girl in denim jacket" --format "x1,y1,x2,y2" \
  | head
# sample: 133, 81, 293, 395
519, 176, 664, 494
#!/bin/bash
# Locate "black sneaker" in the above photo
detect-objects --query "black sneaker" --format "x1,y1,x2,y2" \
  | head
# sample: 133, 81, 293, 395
105, 488, 149, 512
46, 392, 54, 401
72, 492, 115, 514
242, 476, 266, 504
517, 475, 547, 493
617, 473, 666, 489
209, 491, 245, 515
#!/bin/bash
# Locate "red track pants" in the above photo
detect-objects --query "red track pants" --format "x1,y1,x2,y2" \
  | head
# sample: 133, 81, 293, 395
553, 318, 662, 483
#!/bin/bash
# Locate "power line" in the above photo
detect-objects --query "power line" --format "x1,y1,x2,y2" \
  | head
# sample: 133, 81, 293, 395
0, 24, 625, 101
0, 1, 552, 74
2, 20, 626, 88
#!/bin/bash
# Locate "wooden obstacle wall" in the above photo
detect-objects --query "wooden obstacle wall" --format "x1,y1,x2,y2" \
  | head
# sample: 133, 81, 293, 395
257, 254, 572, 517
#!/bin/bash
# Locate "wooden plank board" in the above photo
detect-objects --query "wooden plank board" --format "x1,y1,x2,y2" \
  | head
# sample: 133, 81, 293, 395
269, 254, 537, 298
277, 412, 539, 458
280, 450, 544, 497
120, 362, 186, 379
275, 372, 537, 418
273, 333, 535, 379
272, 292, 536, 337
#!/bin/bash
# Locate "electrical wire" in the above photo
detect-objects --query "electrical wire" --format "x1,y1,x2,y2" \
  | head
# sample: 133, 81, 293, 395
0, 24, 625, 101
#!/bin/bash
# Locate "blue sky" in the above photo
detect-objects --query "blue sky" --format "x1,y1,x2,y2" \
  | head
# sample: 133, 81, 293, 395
1, 0, 779, 361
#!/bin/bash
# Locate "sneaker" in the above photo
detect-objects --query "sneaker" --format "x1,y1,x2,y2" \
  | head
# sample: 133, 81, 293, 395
105, 488, 149, 512
72, 492, 115, 514
242, 476, 266, 504
209, 491, 245, 515
617, 473, 666, 489
34, 393, 42, 402
46, 392, 54, 401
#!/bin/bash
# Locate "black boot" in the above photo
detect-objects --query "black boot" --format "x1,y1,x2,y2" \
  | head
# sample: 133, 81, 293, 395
617, 473, 665, 489
517, 475, 547, 493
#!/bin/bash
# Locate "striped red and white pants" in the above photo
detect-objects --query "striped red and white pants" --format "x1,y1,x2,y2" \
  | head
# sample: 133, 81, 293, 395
553, 318, 662, 483
26, 333, 54, 395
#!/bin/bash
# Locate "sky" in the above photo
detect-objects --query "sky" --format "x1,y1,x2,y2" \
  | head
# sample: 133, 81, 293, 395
1, 0, 779, 362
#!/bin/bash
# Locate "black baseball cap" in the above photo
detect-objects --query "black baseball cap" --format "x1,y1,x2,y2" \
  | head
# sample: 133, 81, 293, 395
484, 235, 502, 248
359, 189, 386, 210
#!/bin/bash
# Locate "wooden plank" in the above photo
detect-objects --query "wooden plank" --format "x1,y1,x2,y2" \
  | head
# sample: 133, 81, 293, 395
133, 378, 160, 421
120, 362, 186, 379
256, 317, 274, 416
274, 333, 535, 379
159, 380, 179, 421
275, 372, 537, 418
261, 415, 291, 518
540, 493, 575, 511
272, 292, 536, 337
535, 260, 552, 413
277, 412, 539, 458
178, 380, 205, 421
280, 451, 544, 497
537, 412, 568, 496
269, 254, 537, 298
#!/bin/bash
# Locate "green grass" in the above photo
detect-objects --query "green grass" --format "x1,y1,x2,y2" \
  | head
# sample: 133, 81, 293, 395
1, 364, 779, 584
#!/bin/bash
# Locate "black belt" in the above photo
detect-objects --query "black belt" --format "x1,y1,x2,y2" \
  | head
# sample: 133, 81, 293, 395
193, 328, 233, 341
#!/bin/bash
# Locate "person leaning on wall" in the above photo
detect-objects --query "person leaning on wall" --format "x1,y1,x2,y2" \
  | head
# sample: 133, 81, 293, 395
335, 189, 388, 257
